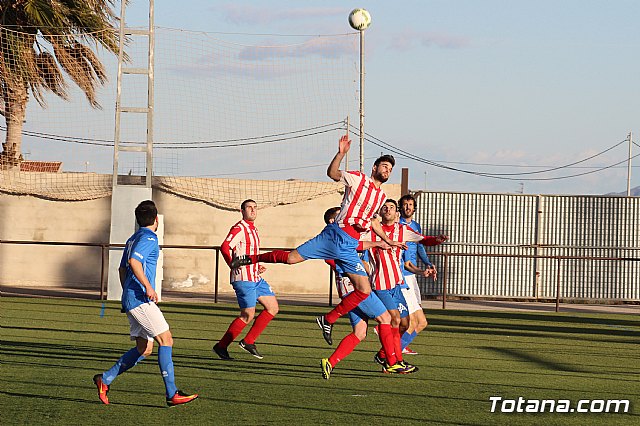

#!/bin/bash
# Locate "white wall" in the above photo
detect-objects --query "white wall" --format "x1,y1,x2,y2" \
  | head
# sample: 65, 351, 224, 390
0, 182, 400, 296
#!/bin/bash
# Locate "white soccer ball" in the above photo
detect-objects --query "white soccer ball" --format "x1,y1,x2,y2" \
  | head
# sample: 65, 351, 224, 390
349, 8, 371, 31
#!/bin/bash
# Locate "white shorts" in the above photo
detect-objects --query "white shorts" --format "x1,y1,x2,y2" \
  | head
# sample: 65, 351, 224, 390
401, 274, 422, 314
127, 302, 170, 341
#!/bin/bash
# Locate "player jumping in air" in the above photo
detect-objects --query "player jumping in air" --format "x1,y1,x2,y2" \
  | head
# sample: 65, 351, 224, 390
232, 134, 405, 348
319, 207, 410, 379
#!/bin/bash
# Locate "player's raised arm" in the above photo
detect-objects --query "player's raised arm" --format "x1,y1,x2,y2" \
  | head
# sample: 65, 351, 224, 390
371, 216, 407, 249
402, 224, 448, 247
420, 234, 448, 246
327, 134, 351, 181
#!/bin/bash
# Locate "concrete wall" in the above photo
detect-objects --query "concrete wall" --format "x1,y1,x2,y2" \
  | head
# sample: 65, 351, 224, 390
0, 182, 400, 296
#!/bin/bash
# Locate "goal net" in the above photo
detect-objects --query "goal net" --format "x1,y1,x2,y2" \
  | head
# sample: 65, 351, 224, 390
1, 26, 360, 208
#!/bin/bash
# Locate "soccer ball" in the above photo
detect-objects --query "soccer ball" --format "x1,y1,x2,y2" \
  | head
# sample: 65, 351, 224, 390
349, 8, 371, 31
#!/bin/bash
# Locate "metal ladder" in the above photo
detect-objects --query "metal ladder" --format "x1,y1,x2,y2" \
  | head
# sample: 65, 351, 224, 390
112, 0, 155, 188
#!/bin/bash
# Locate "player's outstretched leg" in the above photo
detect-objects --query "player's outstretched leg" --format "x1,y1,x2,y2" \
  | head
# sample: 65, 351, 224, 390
231, 250, 293, 269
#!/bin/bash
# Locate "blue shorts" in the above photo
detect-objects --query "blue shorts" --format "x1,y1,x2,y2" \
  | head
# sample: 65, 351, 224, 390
297, 223, 367, 276
374, 286, 409, 318
346, 292, 388, 327
231, 279, 276, 309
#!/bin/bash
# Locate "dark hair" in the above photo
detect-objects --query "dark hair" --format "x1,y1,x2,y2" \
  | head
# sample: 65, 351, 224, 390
384, 199, 398, 209
241, 199, 257, 210
399, 194, 417, 208
323, 206, 341, 224
374, 154, 395, 168
135, 200, 157, 227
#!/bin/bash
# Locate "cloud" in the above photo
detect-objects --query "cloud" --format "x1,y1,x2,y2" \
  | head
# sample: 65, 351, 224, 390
220, 4, 347, 26
238, 36, 355, 60
166, 57, 290, 80
389, 30, 471, 51
165, 33, 356, 80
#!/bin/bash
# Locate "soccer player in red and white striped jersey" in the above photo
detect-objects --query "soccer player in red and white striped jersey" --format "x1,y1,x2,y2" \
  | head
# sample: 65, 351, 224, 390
363, 199, 446, 372
232, 135, 405, 346
319, 207, 400, 379
213, 199, 279, 360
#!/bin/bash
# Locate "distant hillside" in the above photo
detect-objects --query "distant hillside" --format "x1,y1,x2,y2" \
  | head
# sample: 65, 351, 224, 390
606, 186, 640, 196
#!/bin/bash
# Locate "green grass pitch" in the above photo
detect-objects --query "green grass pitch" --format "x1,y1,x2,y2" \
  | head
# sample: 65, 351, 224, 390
1, 297, 638, 425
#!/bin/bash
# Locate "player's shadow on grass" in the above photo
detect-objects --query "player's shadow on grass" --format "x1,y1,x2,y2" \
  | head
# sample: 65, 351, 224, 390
2, 324, 125, 339
0, 285, 102, 300
2, 296, 107, 311
197, 394, 477, 425
433, 310, 640, 328
427, 318, 639, 341
2, 339, 142, 363
483, 347, 593, 373
0, 390, 161, 409
425, 373, 640, 397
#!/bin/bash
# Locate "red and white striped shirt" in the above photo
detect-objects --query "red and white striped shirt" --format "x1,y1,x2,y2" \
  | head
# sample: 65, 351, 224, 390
365, 223, 424, 290
221, 219, 261, 283
334, 171, 387, 239
326, 259, 357, 298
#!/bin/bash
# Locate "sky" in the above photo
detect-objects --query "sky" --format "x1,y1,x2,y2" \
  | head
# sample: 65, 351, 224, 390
18, 1, 640, 195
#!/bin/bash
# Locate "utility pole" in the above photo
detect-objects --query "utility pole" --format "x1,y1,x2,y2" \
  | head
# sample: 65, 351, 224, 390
627, 131, 632, 196
359, 29, 365, 172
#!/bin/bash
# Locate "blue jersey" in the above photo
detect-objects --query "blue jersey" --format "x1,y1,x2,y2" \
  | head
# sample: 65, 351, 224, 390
399, 217, 432, 276
120, 227, 159, 312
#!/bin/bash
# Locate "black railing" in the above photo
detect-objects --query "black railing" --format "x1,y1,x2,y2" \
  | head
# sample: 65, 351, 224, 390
1, 239, 638, 312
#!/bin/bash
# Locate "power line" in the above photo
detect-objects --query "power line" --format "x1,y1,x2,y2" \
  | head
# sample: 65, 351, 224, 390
356, 126, 638, 181
0, 121, 345, 148
369, 135, 640, 181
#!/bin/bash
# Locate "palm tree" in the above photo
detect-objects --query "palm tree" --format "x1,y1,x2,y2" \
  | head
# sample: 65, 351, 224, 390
0, 0, 121, 169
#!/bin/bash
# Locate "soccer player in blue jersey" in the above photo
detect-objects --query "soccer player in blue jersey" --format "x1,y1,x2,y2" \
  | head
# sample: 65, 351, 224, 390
92, 200, 198, 407
398, 194, 447, 354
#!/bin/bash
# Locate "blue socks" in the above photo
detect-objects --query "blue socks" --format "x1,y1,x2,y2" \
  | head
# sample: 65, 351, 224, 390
401, 331, 417, 350
101, 345, 178, 398
103, 347, 145, 385
158, 346, 177, 398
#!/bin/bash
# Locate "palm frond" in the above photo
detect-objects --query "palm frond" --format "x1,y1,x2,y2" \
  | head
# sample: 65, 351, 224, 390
35, 50, 68, 100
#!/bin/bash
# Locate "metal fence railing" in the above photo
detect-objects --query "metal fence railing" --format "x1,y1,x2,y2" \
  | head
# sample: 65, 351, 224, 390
2, 239, 638, 312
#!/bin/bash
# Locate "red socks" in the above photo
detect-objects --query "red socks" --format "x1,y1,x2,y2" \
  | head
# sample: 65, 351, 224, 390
244, 311, 275, 344
392, 327, 403, 363
218, 318, 247, 348
378, 323, 397, 365
257, 250, 291, 264
325, 289, 369, 324
328, 333, 361, 367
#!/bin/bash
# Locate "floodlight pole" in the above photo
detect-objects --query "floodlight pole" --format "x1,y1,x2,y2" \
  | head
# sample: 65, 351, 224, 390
627, 131, 632, 196
345, 115, 350, 170
359, 29, 365, 173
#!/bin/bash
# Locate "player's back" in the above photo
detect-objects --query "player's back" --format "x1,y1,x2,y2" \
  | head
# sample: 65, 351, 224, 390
121, 227, 159, 311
